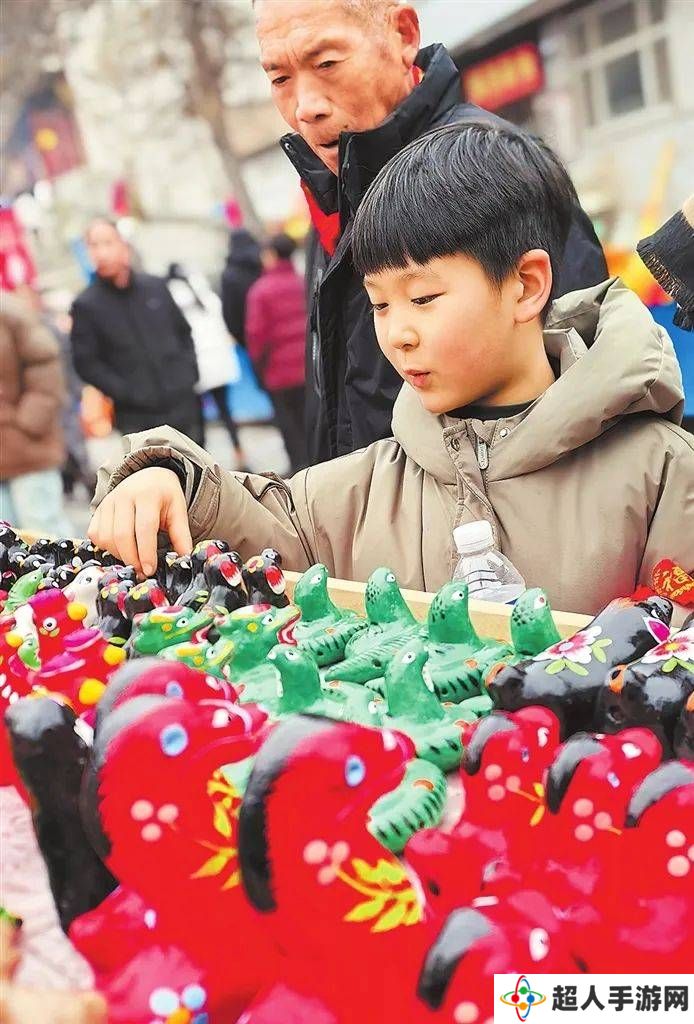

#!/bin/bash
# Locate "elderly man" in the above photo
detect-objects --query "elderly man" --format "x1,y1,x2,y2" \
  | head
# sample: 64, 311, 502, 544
255, 0, 607, 463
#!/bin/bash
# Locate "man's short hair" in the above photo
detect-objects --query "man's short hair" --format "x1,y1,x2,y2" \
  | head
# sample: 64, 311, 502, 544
85, 216, 120, 241
267, 232, 297, 261
351, 120, 576, 311
254, 0, 392, 24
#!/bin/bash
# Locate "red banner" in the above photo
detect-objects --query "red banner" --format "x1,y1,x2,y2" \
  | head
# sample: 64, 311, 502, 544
30, 108, 83, 180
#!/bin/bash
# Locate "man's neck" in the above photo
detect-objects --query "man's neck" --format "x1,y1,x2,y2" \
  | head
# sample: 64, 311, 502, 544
104, 267, 131, 289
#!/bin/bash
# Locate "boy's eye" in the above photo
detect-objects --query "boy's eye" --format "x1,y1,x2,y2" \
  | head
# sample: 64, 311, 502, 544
411, 293, 443, 306
371, 302, 388, 312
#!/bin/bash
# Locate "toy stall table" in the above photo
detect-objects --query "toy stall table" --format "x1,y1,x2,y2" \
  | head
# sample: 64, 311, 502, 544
3, 541, 591, 995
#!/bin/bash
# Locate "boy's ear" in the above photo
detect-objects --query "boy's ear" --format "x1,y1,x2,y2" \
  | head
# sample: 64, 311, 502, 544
514, 249, 553, 324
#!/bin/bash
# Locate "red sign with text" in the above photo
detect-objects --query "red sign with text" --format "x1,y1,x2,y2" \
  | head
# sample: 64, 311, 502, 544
463, 42, 544, 112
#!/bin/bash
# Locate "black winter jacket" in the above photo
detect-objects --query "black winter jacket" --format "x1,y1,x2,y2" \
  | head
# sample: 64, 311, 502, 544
281, 44, 608, 464
70, 272, 198, 431
220, 229, 263, 345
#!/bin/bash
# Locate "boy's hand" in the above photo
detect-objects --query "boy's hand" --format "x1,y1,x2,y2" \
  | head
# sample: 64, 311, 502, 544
88, 467, 193, 578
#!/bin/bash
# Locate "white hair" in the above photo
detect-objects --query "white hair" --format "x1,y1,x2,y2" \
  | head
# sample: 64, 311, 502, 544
254, 0, 400, 27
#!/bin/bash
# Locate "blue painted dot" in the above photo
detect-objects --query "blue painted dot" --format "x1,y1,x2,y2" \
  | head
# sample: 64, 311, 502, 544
182, 985, 207, 1011
193, 1014, 209, 1024
345, 754, 366, 787
528, 994, 535, 1003
149, 987, 179, 1015
165, 681, 184, 697
160, 723, 189, 757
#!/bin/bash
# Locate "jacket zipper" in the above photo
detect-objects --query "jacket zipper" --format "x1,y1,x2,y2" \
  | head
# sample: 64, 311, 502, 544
463, 427, 501, 547
311, 267, 324, 397
476, 436, 489, 472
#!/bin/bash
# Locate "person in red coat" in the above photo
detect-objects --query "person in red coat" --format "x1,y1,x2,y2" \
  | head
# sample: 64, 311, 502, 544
246, 234, 307, 472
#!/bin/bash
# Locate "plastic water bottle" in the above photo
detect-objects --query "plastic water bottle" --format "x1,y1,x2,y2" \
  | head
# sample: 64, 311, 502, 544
452, 520, 525, 603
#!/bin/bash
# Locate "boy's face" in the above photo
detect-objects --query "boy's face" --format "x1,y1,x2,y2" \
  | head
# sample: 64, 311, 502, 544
364, 255, 520, 414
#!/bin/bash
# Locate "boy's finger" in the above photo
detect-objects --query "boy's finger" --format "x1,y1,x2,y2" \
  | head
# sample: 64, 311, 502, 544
134, 501, 159, 578
99, 499, 117, 561
165, 493, 193, 556
112, 499, 141, 574
87, 506, 101, 546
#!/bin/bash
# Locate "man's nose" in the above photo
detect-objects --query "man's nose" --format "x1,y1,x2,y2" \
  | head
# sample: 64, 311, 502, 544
295, 77, 331, 124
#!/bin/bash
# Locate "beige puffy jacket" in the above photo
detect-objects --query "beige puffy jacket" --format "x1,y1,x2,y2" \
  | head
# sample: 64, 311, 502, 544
94, 280, 694, 615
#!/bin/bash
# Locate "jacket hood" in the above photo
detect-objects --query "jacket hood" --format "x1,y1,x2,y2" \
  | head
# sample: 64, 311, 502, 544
226, 229, 262, 270
392, 278, 685, 483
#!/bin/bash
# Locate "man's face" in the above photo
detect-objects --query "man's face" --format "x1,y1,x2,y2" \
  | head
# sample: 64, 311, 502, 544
86, 222, 130, 280
364, 255, 521, 414
256, 0, 419, 175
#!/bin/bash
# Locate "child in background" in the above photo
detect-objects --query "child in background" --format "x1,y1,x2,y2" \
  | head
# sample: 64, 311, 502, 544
86, 122, 694, 616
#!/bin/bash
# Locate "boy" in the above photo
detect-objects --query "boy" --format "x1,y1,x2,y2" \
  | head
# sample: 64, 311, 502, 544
88, 122, 694, 615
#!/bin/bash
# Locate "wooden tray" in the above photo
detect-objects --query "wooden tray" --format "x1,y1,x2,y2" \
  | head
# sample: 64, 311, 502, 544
283, 571, 589, 642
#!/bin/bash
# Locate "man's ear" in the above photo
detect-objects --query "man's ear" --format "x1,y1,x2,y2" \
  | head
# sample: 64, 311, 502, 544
514, 249, 553, 324
390, 3, 420, 70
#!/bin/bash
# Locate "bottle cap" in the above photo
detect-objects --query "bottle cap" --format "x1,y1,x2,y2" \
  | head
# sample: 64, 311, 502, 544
454, 520, 494, 554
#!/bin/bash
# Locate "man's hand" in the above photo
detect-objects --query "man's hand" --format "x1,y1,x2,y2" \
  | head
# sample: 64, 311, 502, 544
88, 467, 192, 577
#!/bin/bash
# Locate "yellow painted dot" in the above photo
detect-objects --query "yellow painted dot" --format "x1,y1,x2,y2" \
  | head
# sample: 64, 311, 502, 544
167, 1008, 191, 1024
78, 678, 106, 706
104, 645, 126, 666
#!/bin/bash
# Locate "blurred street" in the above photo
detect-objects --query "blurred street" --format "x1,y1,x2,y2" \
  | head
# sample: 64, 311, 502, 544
64, 419, 290, 537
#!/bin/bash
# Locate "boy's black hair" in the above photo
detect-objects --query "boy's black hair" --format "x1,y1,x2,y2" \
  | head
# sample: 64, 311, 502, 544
352, 120, 577, 315
266, 232, 297, 261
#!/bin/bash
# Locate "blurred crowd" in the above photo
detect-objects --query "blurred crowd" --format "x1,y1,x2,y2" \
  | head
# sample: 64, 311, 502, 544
0, 219, 308, 536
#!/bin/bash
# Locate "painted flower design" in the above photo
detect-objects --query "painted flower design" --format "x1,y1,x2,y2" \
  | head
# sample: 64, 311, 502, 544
303, 838, 422, 932
570, 797, 621, 842
535, 626, 612, 677
130, 799, 179, 842
303, 838, 350, 885
664, 828, 694, 878
149, 982, 208, 1024
482, 762, 546, 826
537, 626, 601, 664
189, 770, 242, 890
642, 629, 694, 672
